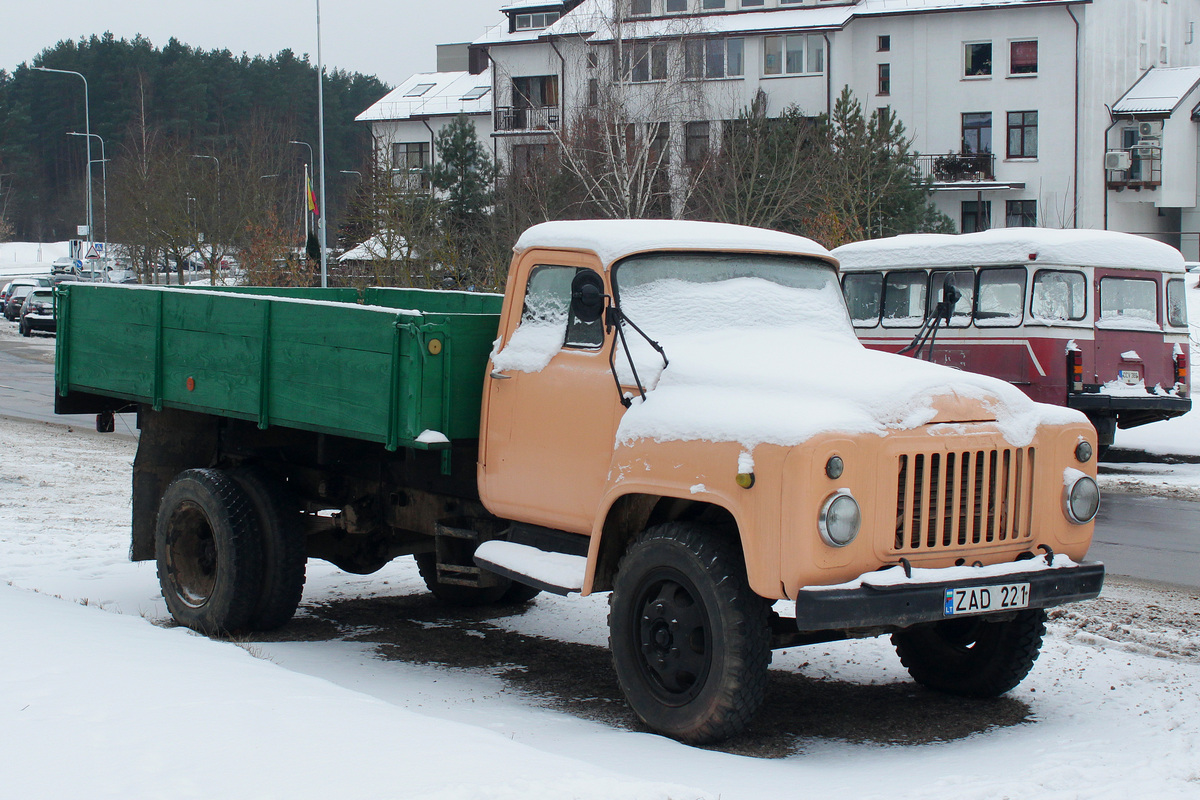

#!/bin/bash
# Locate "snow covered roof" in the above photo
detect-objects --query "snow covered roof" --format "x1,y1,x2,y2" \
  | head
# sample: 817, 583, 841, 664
1113, 66, 1200, 115
339, 233, 413, 262
833, 228, 1186, 273
537, 0, 1073, 44
355, 70, 492, 123
513, 219, 834, 267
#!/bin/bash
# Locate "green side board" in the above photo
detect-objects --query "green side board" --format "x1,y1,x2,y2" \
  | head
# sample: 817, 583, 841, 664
55, 285, 501, 449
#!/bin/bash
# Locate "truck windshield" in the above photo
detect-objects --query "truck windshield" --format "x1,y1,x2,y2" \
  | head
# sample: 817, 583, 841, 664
613, 252, 851, 338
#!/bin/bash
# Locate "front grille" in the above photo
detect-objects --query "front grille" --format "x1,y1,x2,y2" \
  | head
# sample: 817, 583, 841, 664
894, 448, 1035, 553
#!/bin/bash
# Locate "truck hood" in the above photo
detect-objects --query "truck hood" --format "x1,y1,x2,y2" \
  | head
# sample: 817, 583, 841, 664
615, 328, 1083, 449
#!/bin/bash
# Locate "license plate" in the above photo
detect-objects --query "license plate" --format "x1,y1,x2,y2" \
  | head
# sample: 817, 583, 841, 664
1118, 369, 1140, 384
944, 583, 1030, 616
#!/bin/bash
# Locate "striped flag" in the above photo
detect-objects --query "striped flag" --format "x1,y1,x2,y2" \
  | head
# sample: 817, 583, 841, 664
305, 165, 320, 217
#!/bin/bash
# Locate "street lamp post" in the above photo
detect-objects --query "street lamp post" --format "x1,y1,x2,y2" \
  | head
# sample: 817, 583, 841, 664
316, 0, 329, 288
35, 66, 92, 255
67, 132, 107, 273
191, 154, 221, 277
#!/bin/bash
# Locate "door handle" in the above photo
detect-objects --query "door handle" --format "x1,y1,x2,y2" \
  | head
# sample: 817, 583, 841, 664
490, 370, 512, 380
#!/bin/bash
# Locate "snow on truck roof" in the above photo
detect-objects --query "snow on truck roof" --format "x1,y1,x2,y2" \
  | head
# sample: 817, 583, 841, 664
513, 220, 835, 267
833, 228, 1185, 274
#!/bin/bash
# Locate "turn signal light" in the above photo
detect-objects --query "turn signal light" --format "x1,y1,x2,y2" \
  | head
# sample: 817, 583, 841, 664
1067, 349, 1083, 393
1175, 351, 1188, 393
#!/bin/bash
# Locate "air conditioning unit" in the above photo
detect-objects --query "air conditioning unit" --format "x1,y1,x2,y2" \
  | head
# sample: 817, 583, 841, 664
1105, 150, 1132, 170
1138, 120, 1163, 140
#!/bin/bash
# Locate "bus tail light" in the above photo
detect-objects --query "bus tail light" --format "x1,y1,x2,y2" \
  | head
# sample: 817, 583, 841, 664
1067, 348, 1083, 393
1175, 350, 1188, 394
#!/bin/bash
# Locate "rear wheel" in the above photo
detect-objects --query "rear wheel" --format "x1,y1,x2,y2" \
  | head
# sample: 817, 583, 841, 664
891, 608, 1047, 697
155, 468, 263, 635
609, 523, 772, 744
20, 320, 30, 336
229, 468, 307, 631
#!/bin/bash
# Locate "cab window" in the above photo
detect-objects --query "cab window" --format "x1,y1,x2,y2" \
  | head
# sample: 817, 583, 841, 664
1031, 270, 1086, 321
843, 272, 883, 327
882, 270, 928, 327
975, 267, 1025, 327
522, 265, 605, 349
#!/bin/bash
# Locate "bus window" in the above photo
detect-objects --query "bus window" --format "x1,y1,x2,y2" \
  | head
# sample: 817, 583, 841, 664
882, 270, 928, 327
1031, 270, 1086, 322
1167, 279, 1188, 328
975, 267, 1026, 326
1099, 277, 1158, 327
929, 269, 974, 327
843, 272, 883, 327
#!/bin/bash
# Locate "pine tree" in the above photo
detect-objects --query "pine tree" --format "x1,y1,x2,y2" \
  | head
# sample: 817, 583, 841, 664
430, 114, 496, 229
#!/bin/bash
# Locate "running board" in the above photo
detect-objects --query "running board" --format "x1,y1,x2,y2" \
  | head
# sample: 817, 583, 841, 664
473, 540, 587, 596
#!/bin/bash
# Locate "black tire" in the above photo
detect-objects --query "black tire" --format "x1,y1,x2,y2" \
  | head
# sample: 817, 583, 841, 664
891, 608, 1048, 697
229, 468, 307, 631
414, 551, 541, 606
155, 468, 263, 635
608, 523, 772, 744
20, 320, 30, 336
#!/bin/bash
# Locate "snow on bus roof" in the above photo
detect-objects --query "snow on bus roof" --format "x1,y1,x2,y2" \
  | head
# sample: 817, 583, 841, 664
513, 220, 834, 267
833, 228, 1185, 273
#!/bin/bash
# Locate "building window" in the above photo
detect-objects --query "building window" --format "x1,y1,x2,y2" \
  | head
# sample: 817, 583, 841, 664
764, 34, 825, 75
515, 12, 560, 30
878, 63, 890, 95
667, 0, 688, 10
628, 43, 669, 82
630, 0, 651, 16
460, 86, 490, 101
878, 35, 891, 52
404, 83, 435, 97
741, 0, 764, 6
686, 38, 744, 79
702, 0, 725, 8
588, 78, 599, 107
962, 112, 992, 155
964, 42, 992, 77
1006, 111, 1038, 158
511, 143, 551, 174
1006, 199, 1037, 227
392, 142, 430, 190
961, 200, 991, 232
1009, 40, 1037, 75
686, 121, 710, 163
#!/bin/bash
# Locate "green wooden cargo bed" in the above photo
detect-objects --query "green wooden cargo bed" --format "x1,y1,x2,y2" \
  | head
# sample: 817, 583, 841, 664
55, 284, 502, 449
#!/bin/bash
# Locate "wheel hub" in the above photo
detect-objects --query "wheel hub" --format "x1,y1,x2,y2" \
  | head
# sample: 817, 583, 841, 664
634, 576, 711, 702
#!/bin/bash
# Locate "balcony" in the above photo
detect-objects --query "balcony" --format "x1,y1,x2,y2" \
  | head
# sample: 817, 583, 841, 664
917, 152, 996, 184
494, 105, 560, 133
1106, 145, 1162, 191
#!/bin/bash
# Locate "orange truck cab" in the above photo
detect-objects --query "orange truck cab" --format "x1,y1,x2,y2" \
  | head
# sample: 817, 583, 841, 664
474, 220, 1102, 743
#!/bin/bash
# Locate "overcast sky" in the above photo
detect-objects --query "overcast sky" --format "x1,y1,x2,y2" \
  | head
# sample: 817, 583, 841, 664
2, 1, 504, 87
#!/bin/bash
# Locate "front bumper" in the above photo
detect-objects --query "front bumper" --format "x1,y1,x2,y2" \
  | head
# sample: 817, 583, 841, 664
793, 558, 1104, 631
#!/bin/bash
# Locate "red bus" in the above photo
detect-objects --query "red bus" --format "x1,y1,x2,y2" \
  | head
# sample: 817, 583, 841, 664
834, 228, 1191, 451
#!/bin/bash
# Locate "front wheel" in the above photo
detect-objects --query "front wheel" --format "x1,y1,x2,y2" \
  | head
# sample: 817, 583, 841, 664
609, 523, 772, 744
155, 468, 263, 635
891, 608, 1047, 697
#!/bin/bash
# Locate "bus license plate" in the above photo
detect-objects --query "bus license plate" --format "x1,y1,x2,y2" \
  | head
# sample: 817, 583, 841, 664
944, 583, 1030, 616
1119, 369, 1140, 384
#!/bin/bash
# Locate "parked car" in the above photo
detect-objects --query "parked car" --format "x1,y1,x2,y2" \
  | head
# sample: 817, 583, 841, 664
51, 257, 77, 275
18, 289, 55, 336
4, 284, 36, 320
1, 277, 45, 311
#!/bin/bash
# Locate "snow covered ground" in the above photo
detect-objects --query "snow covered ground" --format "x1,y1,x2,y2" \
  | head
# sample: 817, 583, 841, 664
2, 247, 1200, 797
2, 417, 1200, 798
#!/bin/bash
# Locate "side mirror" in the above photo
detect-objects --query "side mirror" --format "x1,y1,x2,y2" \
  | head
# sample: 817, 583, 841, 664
570, 271, 605, 323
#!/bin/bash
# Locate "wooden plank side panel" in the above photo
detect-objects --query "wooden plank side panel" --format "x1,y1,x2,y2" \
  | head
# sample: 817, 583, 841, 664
160, 328, 262, 416
366, 287, 503, 316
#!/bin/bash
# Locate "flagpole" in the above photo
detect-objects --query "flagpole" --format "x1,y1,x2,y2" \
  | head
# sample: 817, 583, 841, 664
302, 163, 310, 242
316, 0, 328, 288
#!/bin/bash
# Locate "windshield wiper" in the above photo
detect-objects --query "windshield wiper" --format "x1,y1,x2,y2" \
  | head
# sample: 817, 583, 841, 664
607, 304, 669, 408
900, 282, 961, 361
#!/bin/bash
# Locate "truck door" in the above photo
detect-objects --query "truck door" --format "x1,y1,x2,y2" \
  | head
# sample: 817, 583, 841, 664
480, 256, 622, 534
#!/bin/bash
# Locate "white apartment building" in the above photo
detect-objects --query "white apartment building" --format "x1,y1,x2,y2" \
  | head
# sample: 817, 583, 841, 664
360, 0, 1200, 255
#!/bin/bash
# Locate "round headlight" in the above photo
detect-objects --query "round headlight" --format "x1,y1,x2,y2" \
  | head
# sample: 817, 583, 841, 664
819, 490, 861, 547
1075, 440, 1093, 463
1064, 475, 1100, 524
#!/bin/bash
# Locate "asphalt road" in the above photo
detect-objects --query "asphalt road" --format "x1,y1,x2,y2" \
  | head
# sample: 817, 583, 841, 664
1, 325, 1196, 588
